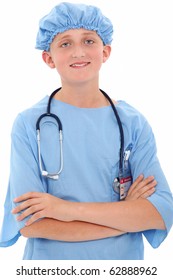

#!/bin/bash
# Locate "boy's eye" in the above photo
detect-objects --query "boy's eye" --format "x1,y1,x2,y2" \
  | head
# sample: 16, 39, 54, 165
84, 39, 94, 45
61, 42, 71, 48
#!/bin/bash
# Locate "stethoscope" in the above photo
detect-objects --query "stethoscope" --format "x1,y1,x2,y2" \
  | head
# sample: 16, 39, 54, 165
36, 87, 124, 182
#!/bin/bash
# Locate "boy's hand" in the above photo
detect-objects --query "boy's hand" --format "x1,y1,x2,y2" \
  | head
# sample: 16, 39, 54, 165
12, 192, 73, 226
125, 174, 156, 201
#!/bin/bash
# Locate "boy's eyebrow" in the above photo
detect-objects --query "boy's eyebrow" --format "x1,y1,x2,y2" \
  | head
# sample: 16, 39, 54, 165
55, 31, 97, 42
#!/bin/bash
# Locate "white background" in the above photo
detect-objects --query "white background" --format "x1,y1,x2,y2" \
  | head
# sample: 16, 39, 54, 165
0, 0, 173, 262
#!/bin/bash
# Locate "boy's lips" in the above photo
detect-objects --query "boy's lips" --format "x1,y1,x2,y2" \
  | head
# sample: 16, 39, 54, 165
70, 62, 90, 68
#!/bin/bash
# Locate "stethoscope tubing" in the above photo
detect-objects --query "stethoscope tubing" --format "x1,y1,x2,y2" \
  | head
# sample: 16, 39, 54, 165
36, 88, 124, 179
100, 89, 124, 171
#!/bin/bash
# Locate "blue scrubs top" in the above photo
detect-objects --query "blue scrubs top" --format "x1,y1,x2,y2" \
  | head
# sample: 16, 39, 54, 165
0, 96, 173, 259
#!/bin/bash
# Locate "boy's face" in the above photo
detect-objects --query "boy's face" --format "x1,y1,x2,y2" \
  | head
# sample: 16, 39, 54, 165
42, 28, 111, 85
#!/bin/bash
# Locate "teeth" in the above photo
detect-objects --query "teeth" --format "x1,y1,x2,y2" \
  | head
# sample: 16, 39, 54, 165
71, 63, 88, 67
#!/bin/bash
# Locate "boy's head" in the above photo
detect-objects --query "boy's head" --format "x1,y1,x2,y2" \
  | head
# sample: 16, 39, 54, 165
35, 2, 113, 51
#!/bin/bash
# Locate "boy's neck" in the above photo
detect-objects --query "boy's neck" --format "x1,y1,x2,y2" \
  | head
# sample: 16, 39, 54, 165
53, 83, 110, 108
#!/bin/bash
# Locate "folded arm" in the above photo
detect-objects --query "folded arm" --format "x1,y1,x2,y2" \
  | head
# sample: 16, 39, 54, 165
74, 198, 165, 232
20, 218, 125, 241
14, 175, 161, 241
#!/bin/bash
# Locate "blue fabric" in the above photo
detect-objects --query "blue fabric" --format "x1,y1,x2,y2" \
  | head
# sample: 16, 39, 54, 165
0, 97, 173, 259
35, 2, 113, 50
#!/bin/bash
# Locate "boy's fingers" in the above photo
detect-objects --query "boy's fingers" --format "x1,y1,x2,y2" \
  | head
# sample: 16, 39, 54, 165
140, 187, 155, 199
12, 198, 39, 214
13, 192, 41, 203
127, 174, 144, 194
134, 180, 157, 198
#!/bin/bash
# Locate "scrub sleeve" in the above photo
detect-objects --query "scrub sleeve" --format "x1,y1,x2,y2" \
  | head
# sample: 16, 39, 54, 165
0, 114, 47, 246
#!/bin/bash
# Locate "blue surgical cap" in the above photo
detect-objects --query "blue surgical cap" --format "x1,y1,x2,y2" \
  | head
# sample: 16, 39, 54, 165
35, 2, 113, 51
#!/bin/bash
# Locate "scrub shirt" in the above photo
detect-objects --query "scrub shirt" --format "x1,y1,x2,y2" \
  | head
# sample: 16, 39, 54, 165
0, 96, 173, 259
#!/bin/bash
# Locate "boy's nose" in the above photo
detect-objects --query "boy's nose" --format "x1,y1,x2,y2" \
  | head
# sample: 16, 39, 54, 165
72, 46, 85, 58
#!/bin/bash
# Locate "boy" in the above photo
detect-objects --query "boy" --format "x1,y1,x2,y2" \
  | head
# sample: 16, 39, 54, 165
0, 2, 173, 260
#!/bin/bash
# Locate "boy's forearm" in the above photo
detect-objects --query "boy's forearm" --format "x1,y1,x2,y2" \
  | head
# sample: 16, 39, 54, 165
20, 218, 125, 241
72, 199, 165, 232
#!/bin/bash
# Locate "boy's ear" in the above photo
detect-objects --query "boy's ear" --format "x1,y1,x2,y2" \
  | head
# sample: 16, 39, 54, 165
42, 51, 55, 68
103, 45, 111, 63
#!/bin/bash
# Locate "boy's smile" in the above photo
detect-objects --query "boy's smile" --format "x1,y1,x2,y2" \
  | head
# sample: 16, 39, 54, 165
69, 62, 90, 69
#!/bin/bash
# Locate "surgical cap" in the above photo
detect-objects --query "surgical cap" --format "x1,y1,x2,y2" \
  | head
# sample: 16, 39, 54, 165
35, 2, 113, 51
